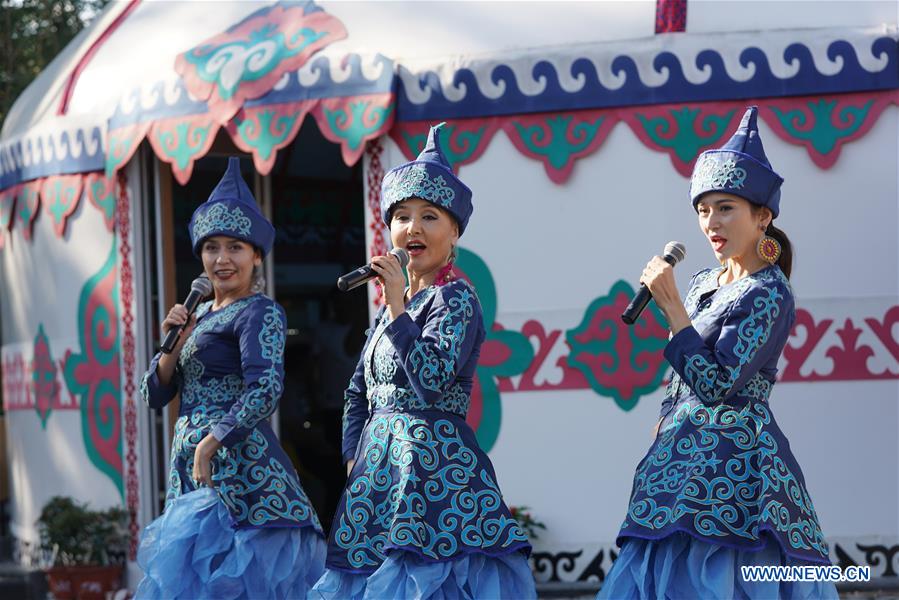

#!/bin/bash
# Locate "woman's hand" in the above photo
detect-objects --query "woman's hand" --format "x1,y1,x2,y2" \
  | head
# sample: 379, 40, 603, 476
161, 304, 196, 356
640, 256, 691, 334
155, 305, 197, 385
192, 433, 222, 488
370, 253, 406, 320
346, 459, 355, 477
652, 417, 663, 438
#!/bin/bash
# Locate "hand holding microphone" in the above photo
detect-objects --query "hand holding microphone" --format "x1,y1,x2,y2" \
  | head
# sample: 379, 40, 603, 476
621, 241, 687, 325
161, 274, 213, 354
337, 248, 410, 292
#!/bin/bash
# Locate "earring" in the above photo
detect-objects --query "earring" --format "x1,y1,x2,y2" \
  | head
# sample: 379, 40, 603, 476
757, 235, 781, 264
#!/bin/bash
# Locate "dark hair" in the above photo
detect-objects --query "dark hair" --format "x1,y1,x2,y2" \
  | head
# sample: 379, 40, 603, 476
764, 221, 793, 279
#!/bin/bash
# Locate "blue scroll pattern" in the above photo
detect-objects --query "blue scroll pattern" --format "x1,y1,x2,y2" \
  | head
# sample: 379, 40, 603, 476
625, 400, 829, 558
334, 413, 527, 568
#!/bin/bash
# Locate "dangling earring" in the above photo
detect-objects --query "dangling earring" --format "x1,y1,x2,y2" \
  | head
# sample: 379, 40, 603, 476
437, 245, 457, 286
757, 228, 781, 264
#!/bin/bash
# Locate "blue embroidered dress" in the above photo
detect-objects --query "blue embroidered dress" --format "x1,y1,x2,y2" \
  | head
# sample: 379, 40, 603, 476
136, 294, 326, 599
600, 265, 836, 599
311, 279, 536, 599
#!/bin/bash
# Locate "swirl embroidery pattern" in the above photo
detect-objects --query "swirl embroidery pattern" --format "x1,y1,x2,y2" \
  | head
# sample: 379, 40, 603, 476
683, 283, 783, 404
625, 400, 829, 557
335, 414, 526, 568
234, 304, 284, 430
191, 203, 253, 241
383, 165, 456, 210
216, 429, 321, 530
690, 155, 748, 197
409, 287, 475, 393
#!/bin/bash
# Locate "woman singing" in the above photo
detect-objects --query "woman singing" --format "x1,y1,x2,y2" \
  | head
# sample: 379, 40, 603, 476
311, 124, 536, 599
136, 158, 325, 598
599, 108, 837, 599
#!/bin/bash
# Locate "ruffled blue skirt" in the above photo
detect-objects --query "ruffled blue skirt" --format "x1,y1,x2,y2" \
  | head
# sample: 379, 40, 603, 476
136, 487, 326, 599
598, 533, 839, 599
309, 550, 536, 600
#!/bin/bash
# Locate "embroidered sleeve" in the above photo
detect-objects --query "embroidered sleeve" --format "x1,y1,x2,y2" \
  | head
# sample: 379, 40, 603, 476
139, 352, 181, 409
658, 269, 709, 418
212, 300, 286, 447
341, 310, 382, 463
663, 279, 793, 405
383, 282, 482, 406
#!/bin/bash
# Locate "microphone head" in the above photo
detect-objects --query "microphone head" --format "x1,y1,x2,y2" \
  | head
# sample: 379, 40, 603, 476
663, 241, 687, 265
389, 247, 410, 269
191, 274, 214, 296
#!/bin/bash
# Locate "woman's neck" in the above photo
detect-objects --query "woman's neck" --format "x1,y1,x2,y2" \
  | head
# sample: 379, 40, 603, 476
212, 286, 254, 310
720, 254, 769, 285
406, 268, 439, 299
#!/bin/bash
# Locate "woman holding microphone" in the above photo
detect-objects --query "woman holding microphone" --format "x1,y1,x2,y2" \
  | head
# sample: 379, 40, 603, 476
599, 108, 837, 599
136, 158, 325, 599
312, 124, 536, 599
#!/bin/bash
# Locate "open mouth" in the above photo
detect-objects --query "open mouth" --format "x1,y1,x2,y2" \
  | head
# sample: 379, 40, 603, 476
214, 269, 236, 280
709, 236, 728, 252
406, 241, 427, 256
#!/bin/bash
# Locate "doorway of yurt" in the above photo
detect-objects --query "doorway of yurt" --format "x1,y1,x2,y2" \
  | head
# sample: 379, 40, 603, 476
150, 121, 367, 532
264, 120, 368, 531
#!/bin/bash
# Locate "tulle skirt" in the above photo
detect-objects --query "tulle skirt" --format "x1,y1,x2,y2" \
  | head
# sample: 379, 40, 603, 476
597, 533, 839, 600
310, 549, 536, 600
136, 487, 326, 599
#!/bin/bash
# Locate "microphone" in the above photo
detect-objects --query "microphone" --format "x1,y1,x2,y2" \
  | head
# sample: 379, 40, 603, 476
337, 248, 410, 292
161, 274, 213, 353
621, 241, 687, 325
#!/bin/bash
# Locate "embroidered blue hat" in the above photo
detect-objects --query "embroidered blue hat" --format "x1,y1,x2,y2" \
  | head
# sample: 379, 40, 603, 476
188, 157, 275, 257
690, 107, 784, 218
381, 122, 473, 234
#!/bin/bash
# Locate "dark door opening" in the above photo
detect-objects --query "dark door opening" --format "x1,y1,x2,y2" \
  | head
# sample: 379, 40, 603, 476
267, 120, 368, 530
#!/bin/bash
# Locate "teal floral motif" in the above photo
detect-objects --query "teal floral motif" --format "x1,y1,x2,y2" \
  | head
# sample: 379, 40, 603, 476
323, 99, 394, 152
155, 121, 215, 171
512, 114, 604, 169
382, 164, 456, 209
400, 123, 487, 168
186, 25, 326, 101
566, 280, 670, 411
236, 108, 302, 161
770, 98, 874, 155
689, 155, 747, 198
637, 107, 736, 163
191, 203, 253, 241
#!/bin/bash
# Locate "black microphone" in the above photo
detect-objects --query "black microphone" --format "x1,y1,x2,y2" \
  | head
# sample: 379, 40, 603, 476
337, 248, 410, 292
621, 241, 687, 325
161, 274, 213, 353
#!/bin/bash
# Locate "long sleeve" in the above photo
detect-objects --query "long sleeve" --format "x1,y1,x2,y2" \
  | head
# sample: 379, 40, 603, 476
139, 352, 181, 409
658, 269, 707, 418
382, 282, 482, 407
341, 309, 383, 463
663, 279, 793, 405
212, 301, 286, 447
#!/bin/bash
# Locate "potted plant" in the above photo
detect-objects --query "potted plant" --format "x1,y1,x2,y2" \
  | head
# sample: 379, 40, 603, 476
37, 496, 127, 600
509, 505, 547, 540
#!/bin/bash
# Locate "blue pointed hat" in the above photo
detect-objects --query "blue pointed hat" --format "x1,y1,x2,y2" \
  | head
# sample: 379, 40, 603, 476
381, 123, 473, 234
188, 157, 275, 257
690, 107, 784, 217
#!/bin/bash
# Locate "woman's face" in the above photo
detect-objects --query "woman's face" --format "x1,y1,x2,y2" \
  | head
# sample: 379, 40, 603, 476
696, 192, 771, 263
389, 198, 459, 277
200, 236, 261, 297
